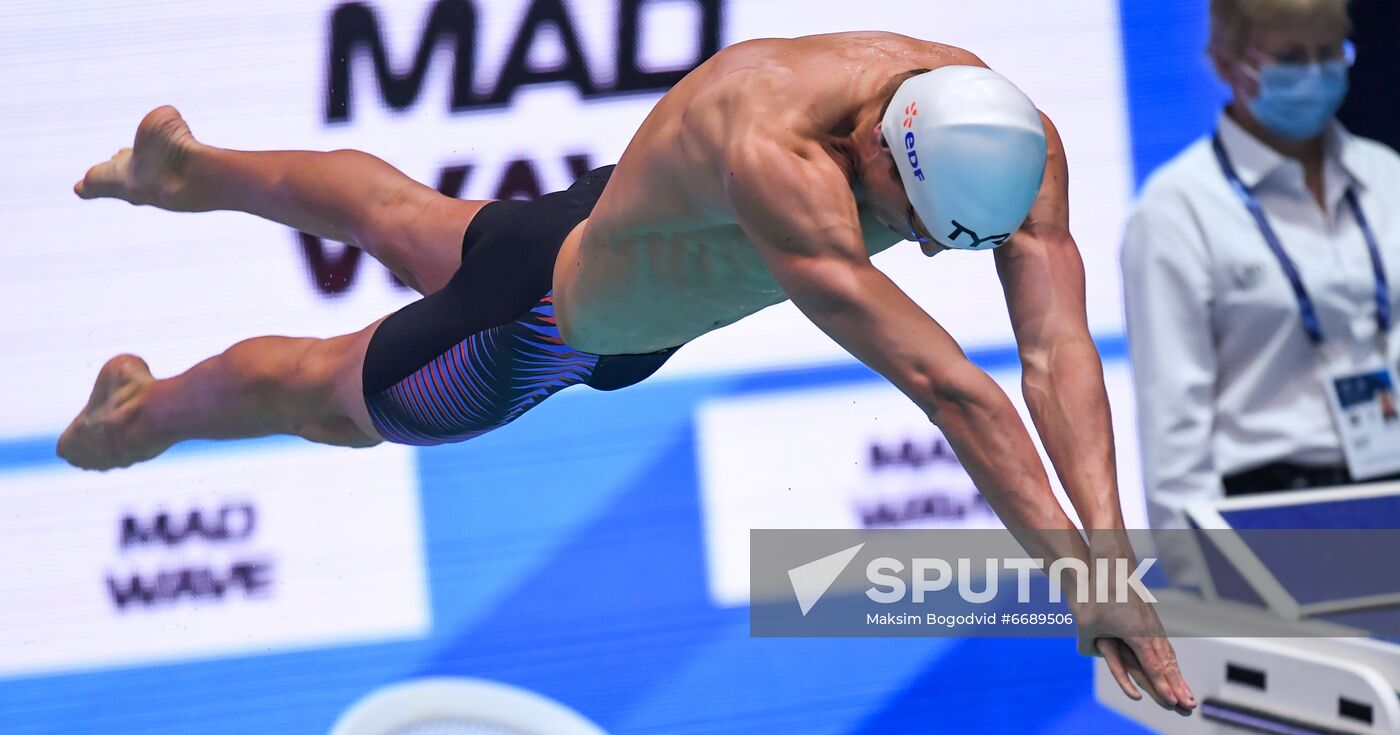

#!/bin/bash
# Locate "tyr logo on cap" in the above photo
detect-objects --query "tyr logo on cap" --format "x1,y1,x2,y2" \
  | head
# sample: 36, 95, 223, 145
947, 220, 1011, 249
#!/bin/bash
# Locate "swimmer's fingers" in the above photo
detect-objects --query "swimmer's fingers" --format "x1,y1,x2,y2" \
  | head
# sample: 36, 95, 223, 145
1097, 638, 1143, 703
75, 148, 132, 200
1129, 635, 1196, 715
1098, 638, 1194, 716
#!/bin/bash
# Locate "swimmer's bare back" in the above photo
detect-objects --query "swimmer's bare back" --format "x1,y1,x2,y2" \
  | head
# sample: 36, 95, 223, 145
553, 32, 978, 354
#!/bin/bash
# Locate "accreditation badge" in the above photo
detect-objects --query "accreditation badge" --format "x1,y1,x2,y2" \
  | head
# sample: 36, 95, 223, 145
1325, 365, 1400, 480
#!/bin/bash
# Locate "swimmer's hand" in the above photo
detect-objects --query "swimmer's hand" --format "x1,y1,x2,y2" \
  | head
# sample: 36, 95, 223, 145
1070, 538, 1196, 716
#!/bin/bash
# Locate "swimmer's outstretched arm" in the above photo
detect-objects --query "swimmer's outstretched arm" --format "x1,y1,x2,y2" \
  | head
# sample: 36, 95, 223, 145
727, 138, 1195, 715
995, 115, 1123, 533
729, 140, 1088, 537
75, 106, 481, 293
991, 115, 1199, 713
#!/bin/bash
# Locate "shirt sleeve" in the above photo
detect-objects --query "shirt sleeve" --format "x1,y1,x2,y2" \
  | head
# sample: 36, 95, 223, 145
1120, 187, 1222, 534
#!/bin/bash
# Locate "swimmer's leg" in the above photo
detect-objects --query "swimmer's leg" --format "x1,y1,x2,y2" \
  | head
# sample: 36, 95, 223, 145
75, 106, 486, 294
57, 321, 385, 471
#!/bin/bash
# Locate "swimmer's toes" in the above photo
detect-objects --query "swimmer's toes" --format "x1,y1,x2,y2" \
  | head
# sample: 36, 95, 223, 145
75, 149, 134, 202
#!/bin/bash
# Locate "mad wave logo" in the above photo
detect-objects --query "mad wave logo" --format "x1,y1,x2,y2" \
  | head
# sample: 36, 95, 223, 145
325, 0, 724, 121
900, 102, 925, 181
947, 220, 1011, 249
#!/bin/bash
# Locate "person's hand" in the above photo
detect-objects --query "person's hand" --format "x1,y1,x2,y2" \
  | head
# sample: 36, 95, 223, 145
1072, 533, 1196, 715
1083, 610, 1196, 715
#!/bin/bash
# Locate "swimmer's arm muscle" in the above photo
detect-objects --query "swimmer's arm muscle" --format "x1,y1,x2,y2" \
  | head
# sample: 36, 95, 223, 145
726, 142, 1080, 541
995, 113, 1126, 532
998, 119, 1197, 712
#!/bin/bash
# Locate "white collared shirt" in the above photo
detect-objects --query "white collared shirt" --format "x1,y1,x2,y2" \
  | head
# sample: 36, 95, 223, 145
1121, 112, 1400, 530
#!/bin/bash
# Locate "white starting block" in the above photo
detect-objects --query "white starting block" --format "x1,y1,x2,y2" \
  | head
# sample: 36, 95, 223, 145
1095, 484, 1400, 734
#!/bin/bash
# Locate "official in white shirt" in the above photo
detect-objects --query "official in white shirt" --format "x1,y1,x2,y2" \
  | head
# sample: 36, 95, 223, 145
1121, 0, 1400, 531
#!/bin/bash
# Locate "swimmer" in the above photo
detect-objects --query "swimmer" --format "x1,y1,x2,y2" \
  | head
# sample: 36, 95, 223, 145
59, 32, 1194, 713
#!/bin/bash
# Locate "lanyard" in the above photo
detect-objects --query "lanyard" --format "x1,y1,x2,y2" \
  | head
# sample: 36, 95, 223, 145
1211, 132, 1390, 347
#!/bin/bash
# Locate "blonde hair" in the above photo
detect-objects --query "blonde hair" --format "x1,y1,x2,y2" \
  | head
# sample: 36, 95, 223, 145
1209, 0, 1351, 57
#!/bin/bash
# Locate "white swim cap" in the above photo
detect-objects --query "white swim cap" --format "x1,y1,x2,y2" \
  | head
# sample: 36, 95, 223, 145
880, 66, 1047, 250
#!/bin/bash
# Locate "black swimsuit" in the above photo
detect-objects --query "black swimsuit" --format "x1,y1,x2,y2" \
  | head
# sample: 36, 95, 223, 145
360, 166, 680, 446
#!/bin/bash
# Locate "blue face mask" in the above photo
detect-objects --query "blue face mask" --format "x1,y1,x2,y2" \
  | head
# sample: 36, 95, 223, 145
1246, 59, 1350, 140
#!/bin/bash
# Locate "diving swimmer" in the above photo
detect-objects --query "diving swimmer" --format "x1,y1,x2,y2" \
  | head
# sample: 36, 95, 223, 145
58, 31, 1196, 714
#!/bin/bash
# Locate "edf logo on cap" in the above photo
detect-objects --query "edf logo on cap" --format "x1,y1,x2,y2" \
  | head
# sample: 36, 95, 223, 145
879, 66, 1047, 252
901, 103, 925, 181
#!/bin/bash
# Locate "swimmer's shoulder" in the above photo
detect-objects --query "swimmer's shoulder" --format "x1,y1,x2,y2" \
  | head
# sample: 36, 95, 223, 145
706, 32, 980, 79
685, 33, 990, 162
796, 31, 988, 72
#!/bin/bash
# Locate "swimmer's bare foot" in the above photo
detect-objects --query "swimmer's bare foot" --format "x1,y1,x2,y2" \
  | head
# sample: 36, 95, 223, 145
58, 355, 171, 471
74, 105, 208, 211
